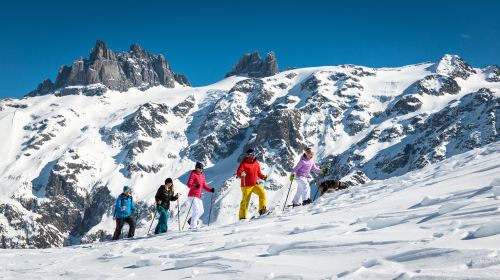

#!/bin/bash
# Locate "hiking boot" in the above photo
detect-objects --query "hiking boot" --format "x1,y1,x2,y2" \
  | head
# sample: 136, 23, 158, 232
292, 203, 301, 207
302, 198, 312, 205
258, 207, 268, 215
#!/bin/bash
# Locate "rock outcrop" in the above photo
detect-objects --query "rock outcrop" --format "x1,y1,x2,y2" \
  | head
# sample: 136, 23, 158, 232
225, 51, 279, 78
26, 40, 189, 97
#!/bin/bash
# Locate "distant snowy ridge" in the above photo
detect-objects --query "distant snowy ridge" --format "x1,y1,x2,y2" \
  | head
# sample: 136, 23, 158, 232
0, 51, 499, 248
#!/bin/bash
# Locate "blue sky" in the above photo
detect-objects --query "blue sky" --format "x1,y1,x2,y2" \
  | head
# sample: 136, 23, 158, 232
0, 0, 499, 98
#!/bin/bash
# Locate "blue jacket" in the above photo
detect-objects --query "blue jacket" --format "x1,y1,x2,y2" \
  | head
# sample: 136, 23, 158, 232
115, 193, 136, 219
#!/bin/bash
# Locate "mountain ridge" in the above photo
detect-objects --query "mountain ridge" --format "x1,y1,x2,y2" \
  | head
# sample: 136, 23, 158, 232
0, 53, 498, 248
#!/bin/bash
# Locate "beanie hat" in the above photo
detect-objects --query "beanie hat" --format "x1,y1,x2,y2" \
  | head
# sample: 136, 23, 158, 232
195, 162, 204, 169
246, 148, 256, 157
304, 146, 313, 152
123, 185, 130, 192
164, 178, 173, 185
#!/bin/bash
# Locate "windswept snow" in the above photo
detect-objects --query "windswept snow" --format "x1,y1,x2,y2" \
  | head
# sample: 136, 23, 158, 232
1, 143, 499, 279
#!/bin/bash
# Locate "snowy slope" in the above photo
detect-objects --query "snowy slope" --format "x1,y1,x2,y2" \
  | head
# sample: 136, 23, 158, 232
0, 54, 499, 248
1, 143, 499, 279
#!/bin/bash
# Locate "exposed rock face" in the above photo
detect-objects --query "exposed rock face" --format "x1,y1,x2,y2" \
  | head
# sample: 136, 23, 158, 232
432, 54, 476, 79
243, 107, 304, 173
484, 65, 500, 82
103, 102, 171, 177
225, 51, 279, 78
26, 40, 189, 97
414, 74, 461, 96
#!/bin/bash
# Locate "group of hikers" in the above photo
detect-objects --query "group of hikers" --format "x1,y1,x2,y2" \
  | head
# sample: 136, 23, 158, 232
112, 147, 328, 240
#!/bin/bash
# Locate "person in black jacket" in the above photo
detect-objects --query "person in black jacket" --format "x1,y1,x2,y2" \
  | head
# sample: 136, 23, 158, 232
154, 178, 179, 234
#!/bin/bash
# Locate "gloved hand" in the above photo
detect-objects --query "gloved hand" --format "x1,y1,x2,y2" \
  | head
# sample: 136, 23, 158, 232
320, 168, 329, 175
263, 175, 268, 181
195, 184, 200, 189
241, 171, 246, 177
133, 210, 139, 217
289, 173, 295, 181
209, 188, 215, 193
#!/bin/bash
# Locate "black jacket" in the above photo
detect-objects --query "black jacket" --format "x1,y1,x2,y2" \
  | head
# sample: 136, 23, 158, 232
155, 186, 178, 209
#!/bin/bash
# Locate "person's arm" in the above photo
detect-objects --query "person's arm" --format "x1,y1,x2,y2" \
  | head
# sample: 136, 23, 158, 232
202, 175, 213, 192
113, 198, 120, 218
311, 162, 322, 174
169, 191, 178, 201
186, 172, 196, 189
115, 197, 121, 212
257, 162, 266, 180
292, 159, 303, 174
236, 161, 245, 177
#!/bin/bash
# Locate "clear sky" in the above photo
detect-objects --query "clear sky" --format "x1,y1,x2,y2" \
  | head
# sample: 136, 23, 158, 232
1, 0, 499, 98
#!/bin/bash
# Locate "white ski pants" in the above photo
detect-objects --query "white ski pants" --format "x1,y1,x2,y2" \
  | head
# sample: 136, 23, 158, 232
188, 196, 204, 229
292, 176, 310, 204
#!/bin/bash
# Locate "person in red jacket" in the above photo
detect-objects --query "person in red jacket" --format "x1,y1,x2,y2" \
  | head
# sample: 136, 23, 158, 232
236, 148, 268, 219
186, 162, 214, 229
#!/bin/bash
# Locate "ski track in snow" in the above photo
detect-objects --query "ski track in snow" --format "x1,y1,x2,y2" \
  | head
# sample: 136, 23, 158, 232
1, 144, 500, 279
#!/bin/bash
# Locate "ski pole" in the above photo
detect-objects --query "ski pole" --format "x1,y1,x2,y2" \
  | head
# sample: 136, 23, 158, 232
207, 189, 216, 226
147, 205, 158, 235
177, 199, 181, 231
282, 179, 294, 211
182, 197, 195, 230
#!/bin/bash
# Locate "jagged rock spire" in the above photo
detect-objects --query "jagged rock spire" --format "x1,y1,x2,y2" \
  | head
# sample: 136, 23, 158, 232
225, 51, 279, 78
26, 40, 190, 97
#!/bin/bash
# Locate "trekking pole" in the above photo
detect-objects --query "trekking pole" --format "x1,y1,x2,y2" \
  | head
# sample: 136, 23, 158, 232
147, 205, 158, 235
282, 180, 294, 211
182, 198, 195, 230
176, 199, 181, 231
207, 189, 216, 226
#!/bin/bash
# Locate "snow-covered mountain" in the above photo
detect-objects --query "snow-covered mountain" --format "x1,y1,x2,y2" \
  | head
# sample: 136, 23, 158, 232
1, 143, 500, 279
0, 45, 499, 249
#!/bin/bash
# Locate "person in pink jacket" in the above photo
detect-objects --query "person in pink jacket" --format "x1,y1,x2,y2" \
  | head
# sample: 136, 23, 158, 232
186, 162, 214, 229
290, 147, 328, 206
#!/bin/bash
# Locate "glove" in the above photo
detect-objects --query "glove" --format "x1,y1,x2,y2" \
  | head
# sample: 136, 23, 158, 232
241, 171, 246, 177
209, 188, 215, 193
133, 210, 139, 217
320, 168, 329, 175
263, 175, 268, 181
289, 173, 295, 181
195, 184, 200, 189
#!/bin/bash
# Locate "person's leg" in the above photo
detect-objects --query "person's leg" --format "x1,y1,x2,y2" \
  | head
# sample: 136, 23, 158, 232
155, 206, 168, 234
239, 187, 252, 219
195, 198, 204, 227
252, 184, 267, 213
112, 218, 124, 240
302, 178, 312, 204
126, 216, 136, 238
292, 178, 306, 205
190, 197, 203, 229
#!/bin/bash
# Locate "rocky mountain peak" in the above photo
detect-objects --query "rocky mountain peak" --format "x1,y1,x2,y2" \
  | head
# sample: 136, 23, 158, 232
432, 54, 476, 79
26, 40, 190, 97
225, 51, 279, 78
89, 40, 115, 61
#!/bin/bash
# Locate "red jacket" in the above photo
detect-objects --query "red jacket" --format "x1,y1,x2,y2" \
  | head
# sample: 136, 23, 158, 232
236, 157, 266, 187
186, 170, 211, 198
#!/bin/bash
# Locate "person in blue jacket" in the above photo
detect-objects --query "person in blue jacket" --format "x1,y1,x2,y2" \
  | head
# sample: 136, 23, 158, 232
112, 186, 138, 240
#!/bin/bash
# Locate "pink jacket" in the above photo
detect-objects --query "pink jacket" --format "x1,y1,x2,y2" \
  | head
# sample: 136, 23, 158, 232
293, 156, 321, 178
186, 170, 212, 198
